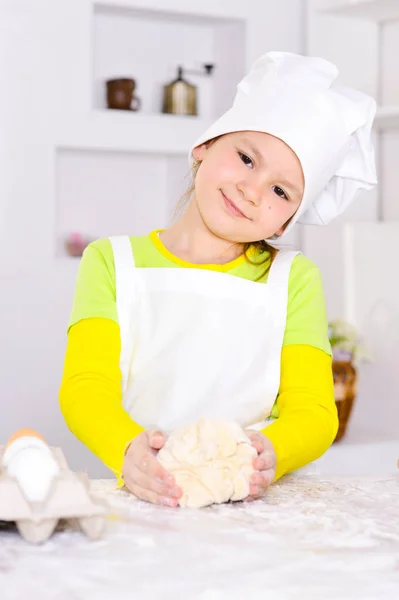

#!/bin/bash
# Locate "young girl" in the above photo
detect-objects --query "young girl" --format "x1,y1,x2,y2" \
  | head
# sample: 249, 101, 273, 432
59, 52, 377, 507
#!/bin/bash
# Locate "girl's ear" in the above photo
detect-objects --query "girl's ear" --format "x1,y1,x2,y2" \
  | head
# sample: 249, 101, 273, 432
275, 212, 296, 237
192, 143, 207, 162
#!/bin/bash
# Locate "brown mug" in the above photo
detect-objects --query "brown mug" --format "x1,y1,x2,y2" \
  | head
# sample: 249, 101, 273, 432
106, 78, 141, 111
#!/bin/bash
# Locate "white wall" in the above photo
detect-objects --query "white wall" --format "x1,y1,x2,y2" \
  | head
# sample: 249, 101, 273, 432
304, 0, 399, 442
0, 0, 305, 476
342, 222, 399, 441
56, 150, 171, 250
380, 20, 399, 220
5, 0, 395, 476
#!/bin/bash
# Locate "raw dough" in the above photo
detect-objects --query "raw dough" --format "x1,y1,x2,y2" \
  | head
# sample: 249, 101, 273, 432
157, 418, 257, 508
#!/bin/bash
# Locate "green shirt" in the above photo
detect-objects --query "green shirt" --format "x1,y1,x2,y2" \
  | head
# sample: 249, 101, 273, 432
69, 230, 331, 356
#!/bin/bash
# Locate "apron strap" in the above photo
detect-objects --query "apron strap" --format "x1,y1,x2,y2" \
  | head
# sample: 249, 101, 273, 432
247, 249, 300, 432
267, 249, 300, 287
109, 236, 136, 395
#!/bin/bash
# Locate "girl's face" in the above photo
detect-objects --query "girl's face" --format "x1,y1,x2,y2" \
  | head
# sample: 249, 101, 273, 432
192, 131, 305, 243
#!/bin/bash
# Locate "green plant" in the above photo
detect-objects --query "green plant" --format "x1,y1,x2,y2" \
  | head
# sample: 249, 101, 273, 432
328, 319, 369, 363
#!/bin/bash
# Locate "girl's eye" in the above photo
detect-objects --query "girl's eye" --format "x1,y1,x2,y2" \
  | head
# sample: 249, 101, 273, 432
273, 186, 289, 200
238, 152, 253, 168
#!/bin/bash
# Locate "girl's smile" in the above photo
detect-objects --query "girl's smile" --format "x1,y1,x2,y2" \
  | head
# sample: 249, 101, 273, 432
220, 190, 249, 219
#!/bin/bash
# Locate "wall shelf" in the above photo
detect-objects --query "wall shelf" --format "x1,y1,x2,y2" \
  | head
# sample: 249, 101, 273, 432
56, 105, 399, 153
93, 2, 245, 117
375, 106, 399, 130
321, 0, 399, 23
93, 0, 249, 20
55, 145, 189, 256
56, 110, 211, 154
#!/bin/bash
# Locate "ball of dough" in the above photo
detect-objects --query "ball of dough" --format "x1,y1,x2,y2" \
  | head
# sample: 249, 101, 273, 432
157, 418, 257, 508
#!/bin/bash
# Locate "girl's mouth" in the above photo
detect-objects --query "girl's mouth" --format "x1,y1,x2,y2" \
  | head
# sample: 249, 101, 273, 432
221, 191, 248, 219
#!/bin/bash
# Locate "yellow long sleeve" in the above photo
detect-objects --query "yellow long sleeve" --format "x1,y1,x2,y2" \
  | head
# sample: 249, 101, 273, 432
59, 318, 144, 478
60, 319, 338, 482
262, 345, 338, 481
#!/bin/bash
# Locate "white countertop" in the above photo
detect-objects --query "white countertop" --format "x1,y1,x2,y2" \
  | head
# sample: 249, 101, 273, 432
1, 474, 399, 600
314, 436, 399, 476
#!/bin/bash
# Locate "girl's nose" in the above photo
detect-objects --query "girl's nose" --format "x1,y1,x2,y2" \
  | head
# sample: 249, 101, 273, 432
237, 179, 263, 207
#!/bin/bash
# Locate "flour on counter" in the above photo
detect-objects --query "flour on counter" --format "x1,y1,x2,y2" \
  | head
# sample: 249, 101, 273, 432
1, 474, 399, 600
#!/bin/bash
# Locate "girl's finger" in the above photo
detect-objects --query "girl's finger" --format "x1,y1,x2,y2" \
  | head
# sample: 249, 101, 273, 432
245, 430, 261, 444
245, 432, 265, 453
148, 430, 166, 450
253, 452, 276, 471
136, 449, 176, 485
127, 464, 182, 499
128, 482, 180, 507
243, 493, 257, 503
260, 469, 275, 488
250, 471, 264, 486
248, 469, 275, 498
253, 443, 264, 455
249, 483, 261, 496
250, 468, 275, 489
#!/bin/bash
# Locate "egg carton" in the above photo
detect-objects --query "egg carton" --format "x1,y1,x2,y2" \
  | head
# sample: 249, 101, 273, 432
0, 446, 109, 544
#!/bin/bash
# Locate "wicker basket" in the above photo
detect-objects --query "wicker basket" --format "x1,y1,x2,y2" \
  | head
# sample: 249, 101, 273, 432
332, 360, 357, 443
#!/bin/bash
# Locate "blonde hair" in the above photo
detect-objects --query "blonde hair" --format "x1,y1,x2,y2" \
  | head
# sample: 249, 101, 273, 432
174, 137, 278, 280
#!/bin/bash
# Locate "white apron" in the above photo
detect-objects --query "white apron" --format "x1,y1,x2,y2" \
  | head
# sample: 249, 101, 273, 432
110, 236, 299, 435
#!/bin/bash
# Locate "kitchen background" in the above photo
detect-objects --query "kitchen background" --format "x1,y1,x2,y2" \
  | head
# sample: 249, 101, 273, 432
1, 0, 398, 477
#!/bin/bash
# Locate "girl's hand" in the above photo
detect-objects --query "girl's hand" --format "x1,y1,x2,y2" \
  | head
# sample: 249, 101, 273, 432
244, 430, 277, 501
122, 430, 182, 507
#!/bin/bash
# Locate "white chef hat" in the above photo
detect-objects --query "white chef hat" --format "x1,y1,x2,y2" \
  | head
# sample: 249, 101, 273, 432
189, 51, 378, 239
